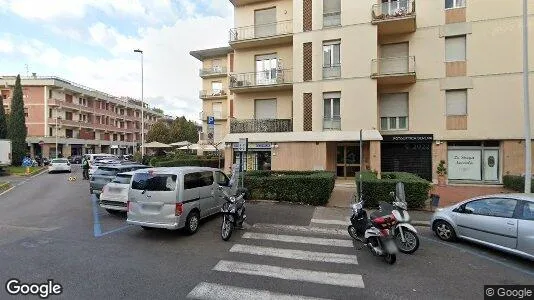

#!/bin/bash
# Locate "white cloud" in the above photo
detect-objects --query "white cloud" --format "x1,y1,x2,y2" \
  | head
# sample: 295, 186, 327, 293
0, 35, 14, 53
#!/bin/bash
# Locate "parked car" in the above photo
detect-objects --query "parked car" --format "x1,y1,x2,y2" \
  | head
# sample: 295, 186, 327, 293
126, 167, 231, 234
122, 154, 133, 161
48, 158, 72, 173
99, 171, 134, 214
431, 194, 534, 260
90, 164, 149, 197
68, 155, 83, 164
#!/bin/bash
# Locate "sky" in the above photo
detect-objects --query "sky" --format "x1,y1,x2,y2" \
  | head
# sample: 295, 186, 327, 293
0, 0, 234, 122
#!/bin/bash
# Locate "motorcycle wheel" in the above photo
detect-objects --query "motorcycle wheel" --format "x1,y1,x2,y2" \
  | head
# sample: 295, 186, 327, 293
347, 225, 359, 240
384, 254, 397, 265
395, 230, 420, 254
221, 217, 233, 241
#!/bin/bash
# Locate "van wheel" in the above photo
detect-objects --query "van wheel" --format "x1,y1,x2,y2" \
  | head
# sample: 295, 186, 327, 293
185, 211, 200, 235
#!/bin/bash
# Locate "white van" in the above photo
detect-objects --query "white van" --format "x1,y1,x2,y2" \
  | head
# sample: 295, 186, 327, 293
126, 167, 231, 234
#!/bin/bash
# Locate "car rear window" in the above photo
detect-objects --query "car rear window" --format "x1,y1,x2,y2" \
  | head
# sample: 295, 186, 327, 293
52, 159, 68, 163
94, 167, 120, 176
131, 173, 177, 191
112, 174, 132, 184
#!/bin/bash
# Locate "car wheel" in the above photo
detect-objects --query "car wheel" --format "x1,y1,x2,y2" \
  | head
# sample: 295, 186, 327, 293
185, 211, 200, 235
141, 226, 154, 230
434, 220, 456, 242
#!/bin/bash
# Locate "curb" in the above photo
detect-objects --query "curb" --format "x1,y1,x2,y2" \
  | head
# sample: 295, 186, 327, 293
412, 221, 431, 227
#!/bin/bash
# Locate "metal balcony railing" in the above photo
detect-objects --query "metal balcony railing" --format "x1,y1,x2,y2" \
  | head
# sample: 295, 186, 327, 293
199, 66, 227, 77
323, 64, 341, 79
199, 90, 227, 98
229, 20, 293, 42
229, 69, 293, 89
372, 0, 415, 21
323, 116, 341, 130
230, 119, 292, 134
371, 56, 416, 76
323, 11, 341, 27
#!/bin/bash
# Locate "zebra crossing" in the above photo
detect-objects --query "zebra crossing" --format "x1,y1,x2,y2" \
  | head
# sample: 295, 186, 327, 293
186, 223, 364, 300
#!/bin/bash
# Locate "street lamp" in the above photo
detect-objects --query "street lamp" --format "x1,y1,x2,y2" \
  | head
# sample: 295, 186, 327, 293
522, 0, 531, 193
134, 49, 145, 159
55, 116, 62, 159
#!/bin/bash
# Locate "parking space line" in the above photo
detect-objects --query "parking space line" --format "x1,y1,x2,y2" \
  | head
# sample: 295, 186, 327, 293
91, 195, 102, 237
99, 225, 132, 237
0, 186, 15, 197
420, 236, 534, 278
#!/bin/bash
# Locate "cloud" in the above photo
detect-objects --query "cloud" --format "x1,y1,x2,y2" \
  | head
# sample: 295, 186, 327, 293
0, 34, 14, 53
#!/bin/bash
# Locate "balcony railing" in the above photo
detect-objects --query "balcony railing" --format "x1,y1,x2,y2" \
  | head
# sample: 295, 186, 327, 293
323, 117, 341, 130
229, 69, 293, 89
200, 90, 227, 99
371, 56, 416, 77
229, 20, 292, 43
230, 119, 292, 134
372, 0, 415, 22
323, 11, 341, 27
323, 64, 341, 79
199, 66, 227, 77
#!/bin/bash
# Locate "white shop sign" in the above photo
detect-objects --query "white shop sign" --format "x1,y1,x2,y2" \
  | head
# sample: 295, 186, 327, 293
448, 150, 482, 180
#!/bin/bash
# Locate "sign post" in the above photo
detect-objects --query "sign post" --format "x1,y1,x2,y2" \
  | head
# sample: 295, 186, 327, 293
238, 138, 248, 188
207, 116, 215, 144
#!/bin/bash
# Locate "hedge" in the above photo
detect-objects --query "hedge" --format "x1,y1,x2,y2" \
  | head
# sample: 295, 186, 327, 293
243, 170, 335, 206
356, 172, 432, 209
153, 158, 222, 168
503, 175, 533, 192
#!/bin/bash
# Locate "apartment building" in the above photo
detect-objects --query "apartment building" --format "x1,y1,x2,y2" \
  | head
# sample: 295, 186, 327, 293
193, 0, 534, 184
0, 76, 164, 158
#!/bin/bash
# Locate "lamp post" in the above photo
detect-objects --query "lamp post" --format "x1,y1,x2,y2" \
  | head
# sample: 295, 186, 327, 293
134, 49, 145, 159
522, 0, 531, 193
55, 116, 62, 159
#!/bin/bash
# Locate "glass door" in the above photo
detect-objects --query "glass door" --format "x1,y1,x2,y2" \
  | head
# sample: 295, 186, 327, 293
483, 149, 499, 182
256, 57, 277, 85
336, 144, 361, 178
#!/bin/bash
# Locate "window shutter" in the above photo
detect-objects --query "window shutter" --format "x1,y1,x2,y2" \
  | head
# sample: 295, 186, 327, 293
446, 90, 467, 115
380, 93, 408, 117
445, 36, 466, 62
323, 92, 341, 99
255, 99, 277, 119
323, 0, 341, 14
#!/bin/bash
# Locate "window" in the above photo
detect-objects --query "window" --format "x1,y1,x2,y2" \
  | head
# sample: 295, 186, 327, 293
184, 172, 212, 189
323, 92, 341, 130
212, 102, 223, 119
464, 198, 518, 218
215, 171, 230, 186
446, 90, 467, 116
323, 41, 341, 78
49, 127, 53, 137
254, 7, 276, 38
49, 108, 53, 118
379, 93, 409, 131
323, 0, 341, 27
381, 0, 410, 16
522, 202, 534, 220
112, 174, 132, 184
65, 129, 73, 138
200, 171, 214, 186
131, 173, 177, 191
212, 59, 222, 72
256, 54, 278, 85
48, 90, 52, 99
445, 0, 465, 9
445, 35, 466, 62
255, 99, 277, 119
211, 82, 223, 96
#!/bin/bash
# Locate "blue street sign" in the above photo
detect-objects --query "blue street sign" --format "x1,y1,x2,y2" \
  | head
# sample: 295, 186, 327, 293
207, 116, 215, 126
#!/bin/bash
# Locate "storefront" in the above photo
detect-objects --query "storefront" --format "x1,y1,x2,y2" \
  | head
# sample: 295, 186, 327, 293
231, 142, 272, 171
447, 141, 500, 183
381, 134, 433, 181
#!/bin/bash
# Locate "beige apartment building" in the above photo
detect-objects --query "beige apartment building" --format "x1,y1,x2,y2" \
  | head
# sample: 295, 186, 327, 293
0, 76, 164, 158
193, 0, 534, 184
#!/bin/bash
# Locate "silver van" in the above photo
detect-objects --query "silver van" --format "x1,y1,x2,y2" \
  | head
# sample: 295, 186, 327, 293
126, 167, 231, 234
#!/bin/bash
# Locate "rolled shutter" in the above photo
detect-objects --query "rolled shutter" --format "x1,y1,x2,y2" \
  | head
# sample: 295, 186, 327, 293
446, 90, 467, 115
380, 93, 408, 117
445, 36, 466, 62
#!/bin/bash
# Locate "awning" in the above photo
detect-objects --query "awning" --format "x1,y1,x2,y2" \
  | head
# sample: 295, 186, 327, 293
224, 130, 383, 143
170, 141, 192, 147
142, 141, 171, 148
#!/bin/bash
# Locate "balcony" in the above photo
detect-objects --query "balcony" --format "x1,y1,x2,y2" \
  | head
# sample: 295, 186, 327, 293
323, 117, 341, 131
323, 64, 341, 79
200, 90, 227, 100
229, 20, 293, 49
230, 119, 292, 134
200, 66, 227, 78
372, 0, 416, 36
229, 69, 292, 93
371, 56, 416, 85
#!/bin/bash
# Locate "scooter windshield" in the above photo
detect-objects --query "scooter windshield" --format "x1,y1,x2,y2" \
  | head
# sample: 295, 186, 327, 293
377, 201, 394, 215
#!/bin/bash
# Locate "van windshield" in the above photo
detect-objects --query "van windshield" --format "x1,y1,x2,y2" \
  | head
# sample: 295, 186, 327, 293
94, 167, 120, 176
131, 173, 177, 191
112, 174, 132, 184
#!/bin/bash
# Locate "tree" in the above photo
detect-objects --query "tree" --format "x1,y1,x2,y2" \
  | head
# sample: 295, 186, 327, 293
7, 75, 27, 165
169, 116, 199, 144
0, 94, 7, 139
146, 120, 171, 144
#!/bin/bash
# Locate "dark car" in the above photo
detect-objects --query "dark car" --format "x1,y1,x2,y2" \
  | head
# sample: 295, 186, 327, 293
42, 157, 51, 166
69, 155, 83, 164
90, 164, 149, 197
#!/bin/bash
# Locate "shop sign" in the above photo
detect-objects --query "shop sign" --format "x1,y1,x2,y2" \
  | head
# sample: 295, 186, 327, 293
447, 150, 482, 180
382, 134, 433, 143
233, 142, 271, 150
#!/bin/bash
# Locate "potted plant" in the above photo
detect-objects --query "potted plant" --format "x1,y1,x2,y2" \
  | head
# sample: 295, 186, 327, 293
436, 160, 447, 186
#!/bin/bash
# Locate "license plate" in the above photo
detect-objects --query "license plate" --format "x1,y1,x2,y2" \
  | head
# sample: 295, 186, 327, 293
109, 188, 121, 193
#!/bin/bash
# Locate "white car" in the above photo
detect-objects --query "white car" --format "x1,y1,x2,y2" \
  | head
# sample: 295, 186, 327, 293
99, 171, 134, 214
48, 158, 71, 173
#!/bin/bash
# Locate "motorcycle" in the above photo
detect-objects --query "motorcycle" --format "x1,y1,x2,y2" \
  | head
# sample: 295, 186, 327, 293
348, 199, 399, 264
390, 182, 420, 254
220, 186, 246, 241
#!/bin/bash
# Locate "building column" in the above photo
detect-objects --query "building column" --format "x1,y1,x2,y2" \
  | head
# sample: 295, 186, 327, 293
42, 144, 50, 158
369, 140, 381, 178
29, 144, 35, 158
64, 144, 72, 157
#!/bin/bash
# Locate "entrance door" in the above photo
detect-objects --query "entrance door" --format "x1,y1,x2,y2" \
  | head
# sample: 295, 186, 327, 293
337, 144, 360, 178
256, 55, 277, 85
483, 149, 499, 181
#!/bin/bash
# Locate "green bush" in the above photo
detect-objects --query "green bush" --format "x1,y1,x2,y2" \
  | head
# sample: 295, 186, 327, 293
503, 175, 533, 192
244, 171, 335, 206
356, 172, 431, 209
153, 158, 222, 168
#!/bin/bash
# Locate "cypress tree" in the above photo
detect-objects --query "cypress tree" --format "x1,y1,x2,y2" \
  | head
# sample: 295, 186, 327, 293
0, 94, 7, 139
7, 75, 28, 165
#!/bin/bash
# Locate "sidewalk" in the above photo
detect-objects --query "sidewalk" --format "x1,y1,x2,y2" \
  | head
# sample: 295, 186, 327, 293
311, 206, 433, 227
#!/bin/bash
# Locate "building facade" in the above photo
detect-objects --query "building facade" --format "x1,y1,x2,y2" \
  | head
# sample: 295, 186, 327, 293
193, 0, 534, 184
0, 76, 165, 158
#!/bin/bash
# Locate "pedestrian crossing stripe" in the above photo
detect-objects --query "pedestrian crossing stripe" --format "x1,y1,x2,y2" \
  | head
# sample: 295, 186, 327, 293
242, 232, 354, 248
186, 282, 330, 300
230, 244, 359, 264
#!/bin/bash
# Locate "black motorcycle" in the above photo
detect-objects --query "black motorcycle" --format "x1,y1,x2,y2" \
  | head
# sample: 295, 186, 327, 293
220, 186, 247, 241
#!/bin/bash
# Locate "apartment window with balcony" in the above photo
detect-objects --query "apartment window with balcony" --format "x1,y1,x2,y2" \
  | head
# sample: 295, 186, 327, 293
212, 102, 223, 119
380, 0, 410, 15
65, 112, 73, 121
323, 0, 341, 27
323, 92, 341, 130
211, 81, 223, 96
256, 54, 278, 85
446, 90, 467, 116
323, 41, 341, 79
212, 59, 222, 73
255, 99, 277, 119
445, 35, 466, 62
49, 127, 53, 137
254, 7, 276, 38
445, 0, 465, 9
65, 129, 73, 138
49, 108, 53, 118
379, 93, 409, 131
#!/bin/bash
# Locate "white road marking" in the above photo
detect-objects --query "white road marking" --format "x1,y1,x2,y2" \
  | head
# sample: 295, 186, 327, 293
0, 186, 14, 196
252, 223, 348, 237
310, 219, 349, 226
230, 244, 358, 265
213, 261, 364, 288
187, 282, 330, 300
242, 232, 354, 248
0, 224, 60, 232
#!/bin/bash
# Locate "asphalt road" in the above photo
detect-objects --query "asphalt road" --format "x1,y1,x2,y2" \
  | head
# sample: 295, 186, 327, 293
0, 166, 532, 300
